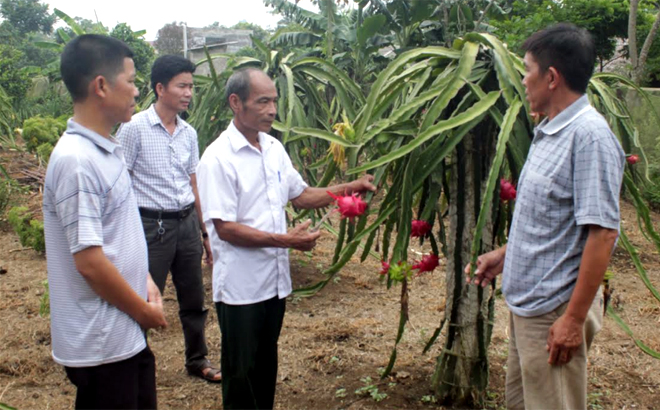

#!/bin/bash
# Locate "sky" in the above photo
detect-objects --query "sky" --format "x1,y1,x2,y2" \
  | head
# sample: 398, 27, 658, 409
43, 0, 318, 41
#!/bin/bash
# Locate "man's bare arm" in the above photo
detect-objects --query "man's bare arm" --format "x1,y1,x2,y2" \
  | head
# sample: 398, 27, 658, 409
213, 219, 320, 252
190, 173, 212, 265
291, 174, 376, 209
73, 246, 167, 329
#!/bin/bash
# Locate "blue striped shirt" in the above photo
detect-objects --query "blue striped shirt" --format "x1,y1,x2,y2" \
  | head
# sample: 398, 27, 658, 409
43, 120, 148, 367
502, 95, 625, 317
117, 105, 199, 211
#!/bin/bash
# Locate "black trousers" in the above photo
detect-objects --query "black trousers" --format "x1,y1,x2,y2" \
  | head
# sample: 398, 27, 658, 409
216, 296, 287, 410
141, 209, 209, 371
65, 346, 156, 410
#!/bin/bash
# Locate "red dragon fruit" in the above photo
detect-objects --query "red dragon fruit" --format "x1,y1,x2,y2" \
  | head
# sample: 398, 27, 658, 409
500, 178, 517, 202
380, 261, 390, 276
410, 220, 432, 238
327, 191, 367, 219
412, 254, 440, 273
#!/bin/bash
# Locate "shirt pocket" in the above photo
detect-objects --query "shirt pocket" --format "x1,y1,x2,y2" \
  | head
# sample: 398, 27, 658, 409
518, 169, 551, 217
279, 169, 291, 207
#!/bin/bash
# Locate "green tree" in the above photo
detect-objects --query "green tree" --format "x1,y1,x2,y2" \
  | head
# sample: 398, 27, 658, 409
110, 23, 155, 78
56, 17, 108, 42
231, 21, 271, 43
630, 0, 660, 84
0, 0, 55, 35
154, 22, 186, 56
491, 0, 628, 69
0, 44, 31, 101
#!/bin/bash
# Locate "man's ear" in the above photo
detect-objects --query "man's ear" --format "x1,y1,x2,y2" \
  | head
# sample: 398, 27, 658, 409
547, 66, 561, 91
228, 93, 242, 113
90, 75, 108, 98
155, 82, 165, 100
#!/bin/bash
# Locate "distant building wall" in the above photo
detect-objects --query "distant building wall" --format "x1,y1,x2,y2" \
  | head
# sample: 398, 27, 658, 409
189, 44, 229, 77
187, 28, 253, 77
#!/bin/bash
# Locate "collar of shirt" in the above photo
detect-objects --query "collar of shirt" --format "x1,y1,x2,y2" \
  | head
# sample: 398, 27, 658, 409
146, 104, 189, 137
534, 94, 591, 138
66, 119, 121, 155
227, 120, 275, 154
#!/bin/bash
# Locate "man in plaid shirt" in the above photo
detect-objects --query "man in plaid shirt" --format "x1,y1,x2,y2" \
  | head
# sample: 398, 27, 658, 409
117, 55, 221, 383
467, 24, 625, 409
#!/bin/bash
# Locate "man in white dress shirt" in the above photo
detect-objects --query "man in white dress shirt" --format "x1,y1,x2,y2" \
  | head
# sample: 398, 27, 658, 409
197, 67, 375, 409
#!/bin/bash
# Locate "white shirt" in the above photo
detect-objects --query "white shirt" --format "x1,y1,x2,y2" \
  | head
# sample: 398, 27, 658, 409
43, 120, 148, 367
117, 105, 199, 211
196, 122, 307, 305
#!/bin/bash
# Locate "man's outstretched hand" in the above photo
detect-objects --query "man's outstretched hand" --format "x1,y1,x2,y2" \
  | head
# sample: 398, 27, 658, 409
349, 174, 377, 195
464, 246, 506, 287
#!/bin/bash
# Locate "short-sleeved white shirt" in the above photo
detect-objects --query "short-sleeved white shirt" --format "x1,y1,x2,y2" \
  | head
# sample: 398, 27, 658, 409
196, 121, 307, 305
43, 120, 149, 367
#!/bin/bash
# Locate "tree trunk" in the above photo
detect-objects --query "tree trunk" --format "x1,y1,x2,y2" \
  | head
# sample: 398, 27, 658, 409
629, 0, 640, 69
634, 8, 660, 84
432, 125, 497, 406
324, 0, 334, 61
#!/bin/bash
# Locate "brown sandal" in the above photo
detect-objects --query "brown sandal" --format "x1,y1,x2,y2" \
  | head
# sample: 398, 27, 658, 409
187, 361, 222, 383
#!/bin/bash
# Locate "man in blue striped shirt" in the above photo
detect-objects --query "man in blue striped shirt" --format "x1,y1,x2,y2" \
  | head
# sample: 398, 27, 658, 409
117, 55, 221, 383
44, 34, 167, 409
467, 24, 624, 409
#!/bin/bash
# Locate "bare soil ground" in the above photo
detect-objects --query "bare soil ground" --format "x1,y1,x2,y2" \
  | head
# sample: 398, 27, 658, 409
0, 151, 659, 410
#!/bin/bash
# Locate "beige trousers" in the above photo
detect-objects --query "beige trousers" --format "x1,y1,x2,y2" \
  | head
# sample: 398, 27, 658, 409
505, 294, 603, 410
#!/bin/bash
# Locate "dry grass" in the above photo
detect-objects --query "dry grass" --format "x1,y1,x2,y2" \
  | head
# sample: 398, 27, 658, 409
0, 158, 658, 409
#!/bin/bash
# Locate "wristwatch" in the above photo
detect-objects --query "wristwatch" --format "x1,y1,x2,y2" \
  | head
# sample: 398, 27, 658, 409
201, 232, 209, 239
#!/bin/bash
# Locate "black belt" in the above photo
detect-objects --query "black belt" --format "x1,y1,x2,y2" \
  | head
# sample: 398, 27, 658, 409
139, 203, 195, 220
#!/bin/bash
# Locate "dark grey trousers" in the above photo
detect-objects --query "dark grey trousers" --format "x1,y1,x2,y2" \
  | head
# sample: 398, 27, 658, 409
141, 209, 209, 371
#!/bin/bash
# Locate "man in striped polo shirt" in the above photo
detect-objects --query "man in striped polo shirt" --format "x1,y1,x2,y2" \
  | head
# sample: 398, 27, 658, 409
44, 35, 167, 409
117, 55, 221, 383
467, 24, 625, 409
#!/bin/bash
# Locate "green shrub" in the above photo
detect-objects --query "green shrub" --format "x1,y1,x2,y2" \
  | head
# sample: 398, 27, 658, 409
0, 178, 13, 215
642, 164, 660, 211
39, 279, 49, 317
36, 142, 53, 165
22, 115, 65, 152
7, 206, 45, 252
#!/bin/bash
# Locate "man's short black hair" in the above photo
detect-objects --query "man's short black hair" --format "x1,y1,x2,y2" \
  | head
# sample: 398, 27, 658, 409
60, 34, 134, 103
522, 23, 596, 94
151, 55, 196, 99
225, 67, 263, 109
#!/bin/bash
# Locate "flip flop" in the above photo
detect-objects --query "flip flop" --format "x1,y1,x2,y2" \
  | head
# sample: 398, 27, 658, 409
187, 361, 222, 383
